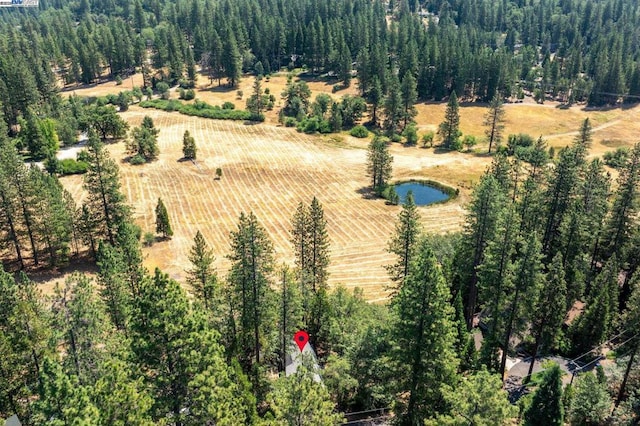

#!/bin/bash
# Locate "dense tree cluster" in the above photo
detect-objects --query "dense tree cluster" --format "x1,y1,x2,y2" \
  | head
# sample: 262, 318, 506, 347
2, 0, 640, 424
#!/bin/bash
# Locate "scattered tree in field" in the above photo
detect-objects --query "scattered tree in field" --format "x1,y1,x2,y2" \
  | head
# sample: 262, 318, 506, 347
246, 76, 265, 117
439, 91, 462, 150
484, 94, 506, 153
366, 137, 393, 195
127, 116, 159, 163
182, 130, 196, 160
84, 105, 129, 141
216, 167, 222, 179
281, 76, 311, 120
154, 198, 173, 239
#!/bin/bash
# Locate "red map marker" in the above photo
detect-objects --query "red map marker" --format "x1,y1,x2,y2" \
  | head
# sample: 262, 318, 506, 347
294, 330, 309, 352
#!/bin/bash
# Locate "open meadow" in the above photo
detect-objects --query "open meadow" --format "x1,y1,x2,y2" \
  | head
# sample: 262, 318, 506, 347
57, 73, 640, 301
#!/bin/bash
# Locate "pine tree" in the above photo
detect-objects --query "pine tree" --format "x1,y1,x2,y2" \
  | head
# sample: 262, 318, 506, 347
96, 242, 131, 333
527, 253, 567, 379
439, 91, 461, 150
484, 94, 506, 154
32, 358, 100, 425
615, 274, 640, 408
266, 360, 344, 425
366, 137, 393, 195
569, 372, 612, 425
186, 230, 218, 311
226, 212, 276, 386
571, 257, 620, 355
51, 273, 111, 384
128, 116, 160, 162
498, 235, 544, 376
383, 74, 404, 135
155, 198, 173, 239
456, 174, 506, 329
387, 191, 421, 286
427, 368, 516, 425
83, 133, 129, 245
247, 76, 265, 117
277, 265, 303, 371
392, 238, 459, 422
400, 73, 418, 130
524, 364, 564, 426
601, 143, 640, 260
367, 76, 384, 127
223, 32, 242, 88
182, 130, 197, 160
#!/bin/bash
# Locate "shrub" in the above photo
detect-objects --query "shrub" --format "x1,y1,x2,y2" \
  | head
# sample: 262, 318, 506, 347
284, 117, 297, 127
222, 102, 235, 110
115, 75, 123, 85
603, 147, 630, 169
462, 134, 477, 151
156, 82, 170, 100
58, 158, 88, 175
318, 120, 332, 134
129, 154, 146, 165
507, 133, 535, 155
179, 88, 195, 100
421, 131, 435, 148
390, 134, 403, 143
350, 125, 369, 138
179, 79, 195, 89
139, 99, 256, 121
143, 232, 155, 247
403, 125, 418, 145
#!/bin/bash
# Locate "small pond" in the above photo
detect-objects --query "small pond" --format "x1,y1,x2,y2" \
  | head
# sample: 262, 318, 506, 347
394, 181, 450, 206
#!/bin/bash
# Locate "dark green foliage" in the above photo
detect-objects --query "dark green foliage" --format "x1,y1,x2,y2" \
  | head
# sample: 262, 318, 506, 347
387, 191, 421, 286
140, 99, 260, 121
484, 95, 506, 154
603, 147, 630, 169
182, 130, 197, 160
391, 238, 459, 422
57, 158, 89, 175
154, 198, 173, 239
366, 137, 393, 195
439, 92, 462, 150
349, 125, 369, 138
127, 116, 159, 162
524, 364, 564, 426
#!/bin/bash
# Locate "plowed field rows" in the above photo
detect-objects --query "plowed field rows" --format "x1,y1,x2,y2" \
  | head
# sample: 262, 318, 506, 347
60, 106, 485, 300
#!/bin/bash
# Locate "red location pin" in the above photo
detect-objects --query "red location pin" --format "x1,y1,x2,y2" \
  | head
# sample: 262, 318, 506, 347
294, 330, 309, 352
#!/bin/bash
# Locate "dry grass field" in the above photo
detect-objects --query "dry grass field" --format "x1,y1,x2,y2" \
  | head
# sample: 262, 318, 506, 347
54, 73, 640, 301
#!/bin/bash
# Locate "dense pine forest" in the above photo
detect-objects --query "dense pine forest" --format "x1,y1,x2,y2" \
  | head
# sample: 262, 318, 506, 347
1, 0, 640, 425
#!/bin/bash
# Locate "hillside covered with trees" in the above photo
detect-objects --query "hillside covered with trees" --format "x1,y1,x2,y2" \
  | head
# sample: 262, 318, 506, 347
1, 0, 640, 425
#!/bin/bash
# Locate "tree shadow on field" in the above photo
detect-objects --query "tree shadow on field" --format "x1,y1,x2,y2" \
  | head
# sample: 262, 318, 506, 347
357, 186, 378, 200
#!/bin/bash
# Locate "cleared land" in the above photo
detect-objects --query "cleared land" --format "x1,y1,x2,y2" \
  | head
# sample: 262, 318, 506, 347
56, 74, 640, 301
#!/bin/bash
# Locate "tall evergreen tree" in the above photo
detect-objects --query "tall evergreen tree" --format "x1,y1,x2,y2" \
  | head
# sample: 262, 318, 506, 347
182, 130, 196, 160
83, 133, 129, 246
383, 74, 404, 135
483, 94, 506, 154
439, 91, 461, 150
128, 116, 160, 162
227, 212, 276, 387
524, 364, 564, 426
155, 197, 173, 239
391, 238, 459, 423
366, 137, 393, 195
186, 230, 218, 311
527, 253, 567, 379
387, 191, 421, 286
